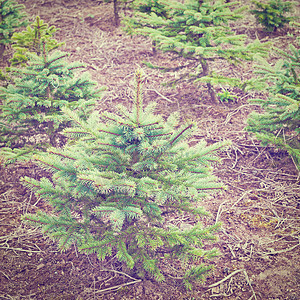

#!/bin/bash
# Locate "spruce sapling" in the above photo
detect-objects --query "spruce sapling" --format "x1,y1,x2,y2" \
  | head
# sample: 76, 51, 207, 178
124, 0, 269, 102
22, 70, 229, 289
251, 0, 294, 32
0, 45, 105, 162
10, 16, 64, 66
246, 42, 300, 170
0, 0, 27, 59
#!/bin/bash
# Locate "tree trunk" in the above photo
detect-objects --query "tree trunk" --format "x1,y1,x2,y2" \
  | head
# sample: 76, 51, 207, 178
206, 82, 218, 103
0, 14, 4, 61
0, 44, 5, 61
199, 58, 218, 103
113, 0, 120, 27
198, 0, 204, 10
152, 41, 157, 56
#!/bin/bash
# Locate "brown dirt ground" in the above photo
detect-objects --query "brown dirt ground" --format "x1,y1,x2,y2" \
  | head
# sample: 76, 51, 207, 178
0, 0, 300, 299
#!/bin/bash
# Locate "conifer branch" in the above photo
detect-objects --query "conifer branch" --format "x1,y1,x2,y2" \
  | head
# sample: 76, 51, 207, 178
47, 150, 76, 160
140, 122, 160, 128
196, 186, 225, 191
46, 53, 69, 65
102, 115, 130, 127
66, 66, 85, 72
146, 132, 172, 138
170, 124, 193, 146
98, 130, 122, 136
23, 216, 48, 224
97, 142, 122, 148
34, 158, 63, 171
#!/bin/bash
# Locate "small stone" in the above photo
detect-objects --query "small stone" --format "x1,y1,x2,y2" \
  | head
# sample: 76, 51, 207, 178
36, 263, 45, 270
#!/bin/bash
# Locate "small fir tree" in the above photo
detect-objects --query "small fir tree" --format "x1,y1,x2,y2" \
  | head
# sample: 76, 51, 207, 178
10, 16, 64, 66
22, 70, 229, 289
124, 0, 269, 102
250, 0, 294, 32
246, 42, 300, 170
0, 0, 27, 58
0, 47, 104, 162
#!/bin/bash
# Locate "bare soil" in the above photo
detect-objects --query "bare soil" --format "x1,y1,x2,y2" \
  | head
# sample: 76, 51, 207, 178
0, 0, 299, 299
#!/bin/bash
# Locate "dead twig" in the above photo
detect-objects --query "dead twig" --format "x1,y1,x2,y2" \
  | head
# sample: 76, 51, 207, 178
260, 242, 300, 256
215, 201, 227, 224
243, 269, 257, 300
94, 279, 142, 294
222, 104, 253, 125
231, 190, 252, 209
0, 270, 10, 280
208, 269, 244, 288
207, 269, 257, 300
0, 242, 43, 253
99, 268, 141, 281
146, 88, 174, 103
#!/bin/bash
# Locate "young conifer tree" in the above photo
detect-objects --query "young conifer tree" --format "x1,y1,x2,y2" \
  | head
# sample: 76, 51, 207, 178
0, 0, 27, 58
124, 0, 269, 102
22, 70, 229, 289
10, 16, 64, 66
246, 42, 300, 170
250, 0, 294, 32
0, 43, 104, 162
1, 16, 63, 87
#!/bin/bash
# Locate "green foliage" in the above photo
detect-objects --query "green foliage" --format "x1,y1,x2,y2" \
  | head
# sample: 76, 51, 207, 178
0, 49, 105, 163
23, 70, 229, 288
124, 0, 269, 102
0, 68, 5, 80
0, 67, 10, 84
134, 0, 168, 18
10, 16, 64, 66
250, 0, 294, 32
217, 88, 238, 103
0, 0, 27, 56
246, 42, 300, 169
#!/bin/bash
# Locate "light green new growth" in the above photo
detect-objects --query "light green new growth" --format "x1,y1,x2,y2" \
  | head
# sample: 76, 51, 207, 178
10, 16, 64, 66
